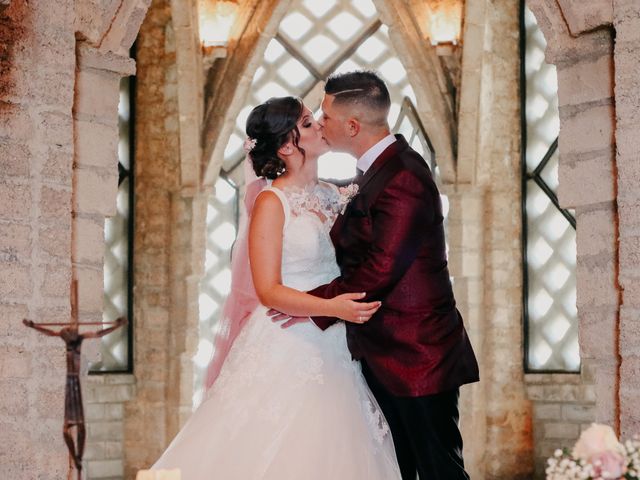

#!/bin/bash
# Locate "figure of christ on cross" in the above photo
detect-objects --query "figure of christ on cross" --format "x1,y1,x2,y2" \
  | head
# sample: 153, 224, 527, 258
23, 281, 127, 480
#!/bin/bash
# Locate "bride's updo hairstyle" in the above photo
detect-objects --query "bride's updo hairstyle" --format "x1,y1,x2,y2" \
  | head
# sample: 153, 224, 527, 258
246, 96, 305, 180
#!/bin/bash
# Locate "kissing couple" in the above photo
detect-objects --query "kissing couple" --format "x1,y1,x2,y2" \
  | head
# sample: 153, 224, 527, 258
149, 70, 479, 480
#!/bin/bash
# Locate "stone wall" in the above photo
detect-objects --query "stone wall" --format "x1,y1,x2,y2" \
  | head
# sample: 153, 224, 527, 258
0, 1, 75, 476
526, 373, 595, 477
1, 0, 148, 477
84, 375, 136, 479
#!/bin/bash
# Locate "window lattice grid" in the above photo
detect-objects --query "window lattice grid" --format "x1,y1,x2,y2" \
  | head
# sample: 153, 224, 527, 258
91, 76, 133, 372
523, 3, 578, 372
193, 176, 239, 405
523, 7, 559, 171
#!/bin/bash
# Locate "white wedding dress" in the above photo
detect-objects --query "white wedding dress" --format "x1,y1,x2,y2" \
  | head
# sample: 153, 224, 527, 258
152, 183, 401, 479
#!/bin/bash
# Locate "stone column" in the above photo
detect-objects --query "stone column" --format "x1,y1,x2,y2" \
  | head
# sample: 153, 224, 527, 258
124, 2, 178, 475
123, 0, 208, 475
521, 3, 614, 477
454, 1, 533, 478
167, 190, 208, 429
73, 44, 139, 479
613, 0, 640, 438
73, 45, 135, 346
447, 186, 488, 479
528, 0, 619, 430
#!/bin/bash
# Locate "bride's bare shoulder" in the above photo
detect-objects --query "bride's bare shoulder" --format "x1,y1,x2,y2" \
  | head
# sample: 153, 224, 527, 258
253, 188, 286, 218
254, 188, 281, 206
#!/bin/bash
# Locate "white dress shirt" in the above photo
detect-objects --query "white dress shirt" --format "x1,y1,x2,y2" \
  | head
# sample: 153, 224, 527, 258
356, 134, 397, 174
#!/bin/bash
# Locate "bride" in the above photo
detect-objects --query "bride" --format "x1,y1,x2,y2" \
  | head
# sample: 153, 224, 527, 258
150, 96, 402, 479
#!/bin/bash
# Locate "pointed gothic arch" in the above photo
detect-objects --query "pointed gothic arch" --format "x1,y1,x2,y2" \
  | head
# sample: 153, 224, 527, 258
200, 0, 458, 187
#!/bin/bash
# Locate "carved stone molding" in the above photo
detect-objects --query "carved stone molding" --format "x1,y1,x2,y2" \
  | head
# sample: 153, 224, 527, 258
75, 0, 151, 55
76, 42, 136, 76
557, 0, 613, 36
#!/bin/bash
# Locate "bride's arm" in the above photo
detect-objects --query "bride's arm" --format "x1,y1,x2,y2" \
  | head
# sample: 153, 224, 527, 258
248, 191, 380, 323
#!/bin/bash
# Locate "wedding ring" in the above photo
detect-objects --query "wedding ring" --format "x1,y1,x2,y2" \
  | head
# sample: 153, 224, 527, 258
359, 316, 364, 322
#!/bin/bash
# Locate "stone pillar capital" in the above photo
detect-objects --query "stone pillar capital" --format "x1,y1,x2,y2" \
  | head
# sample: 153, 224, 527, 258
75, 0, 151, 56
76, 43, 136, 76
557, 0, 613, 36
527, 0, 614, 67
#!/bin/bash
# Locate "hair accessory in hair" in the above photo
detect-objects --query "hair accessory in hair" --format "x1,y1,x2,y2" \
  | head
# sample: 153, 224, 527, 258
243, 137, 257, 153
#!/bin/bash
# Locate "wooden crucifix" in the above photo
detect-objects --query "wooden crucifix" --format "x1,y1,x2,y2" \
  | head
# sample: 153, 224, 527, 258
23, 280, 127, 480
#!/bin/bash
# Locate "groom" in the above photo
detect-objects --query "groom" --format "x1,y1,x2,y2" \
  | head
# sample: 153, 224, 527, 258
274, 70, 479, 479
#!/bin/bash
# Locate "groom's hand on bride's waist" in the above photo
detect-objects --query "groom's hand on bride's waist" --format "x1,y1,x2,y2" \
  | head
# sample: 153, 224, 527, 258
267, 310, 310, 329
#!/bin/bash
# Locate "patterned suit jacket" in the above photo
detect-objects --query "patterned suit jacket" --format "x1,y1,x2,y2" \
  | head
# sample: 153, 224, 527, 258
309, 135, 479, 396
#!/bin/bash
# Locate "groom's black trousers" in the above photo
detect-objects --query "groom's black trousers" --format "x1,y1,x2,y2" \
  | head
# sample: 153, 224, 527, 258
362, 362, 470, 480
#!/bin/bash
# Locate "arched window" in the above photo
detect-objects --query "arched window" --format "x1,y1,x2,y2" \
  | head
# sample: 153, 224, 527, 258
522, 3, 578, 372
194, 0, 444, 404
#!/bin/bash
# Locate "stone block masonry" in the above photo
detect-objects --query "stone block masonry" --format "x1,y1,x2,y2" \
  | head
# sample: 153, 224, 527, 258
84, 375, 135, 479
614, 0, 640, 438
526, 373, 596, 478
1, 1, 76, 478
1, 0, 148, 478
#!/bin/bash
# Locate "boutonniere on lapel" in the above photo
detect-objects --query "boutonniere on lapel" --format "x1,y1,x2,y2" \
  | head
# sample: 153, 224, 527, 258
337, 183, 359, 215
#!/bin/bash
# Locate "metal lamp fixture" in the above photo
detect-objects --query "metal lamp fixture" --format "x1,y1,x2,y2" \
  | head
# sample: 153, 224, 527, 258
425, 1, 463, 56
200, 0, 239, 60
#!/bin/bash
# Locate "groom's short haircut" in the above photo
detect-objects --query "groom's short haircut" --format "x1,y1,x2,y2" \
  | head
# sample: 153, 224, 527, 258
324, 70, 391, 127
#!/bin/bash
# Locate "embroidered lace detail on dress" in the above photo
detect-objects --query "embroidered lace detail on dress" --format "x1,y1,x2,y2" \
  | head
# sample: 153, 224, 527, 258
365, 399, 391, 444
278, 182, 354, 228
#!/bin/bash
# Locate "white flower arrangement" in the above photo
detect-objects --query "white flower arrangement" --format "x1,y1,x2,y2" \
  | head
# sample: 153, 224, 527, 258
337, 183, 359, 214
546, 424, 640, 480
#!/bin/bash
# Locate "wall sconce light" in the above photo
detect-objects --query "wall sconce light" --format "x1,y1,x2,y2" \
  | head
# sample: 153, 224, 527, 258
425, 2, 463, 56
200, 0, 239, 61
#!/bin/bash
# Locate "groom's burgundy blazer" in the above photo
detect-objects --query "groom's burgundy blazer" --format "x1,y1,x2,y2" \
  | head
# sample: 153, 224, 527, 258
309, 135, 479, 397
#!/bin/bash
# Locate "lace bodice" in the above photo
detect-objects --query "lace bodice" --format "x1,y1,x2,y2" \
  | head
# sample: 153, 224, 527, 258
261, 182, 346, 292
